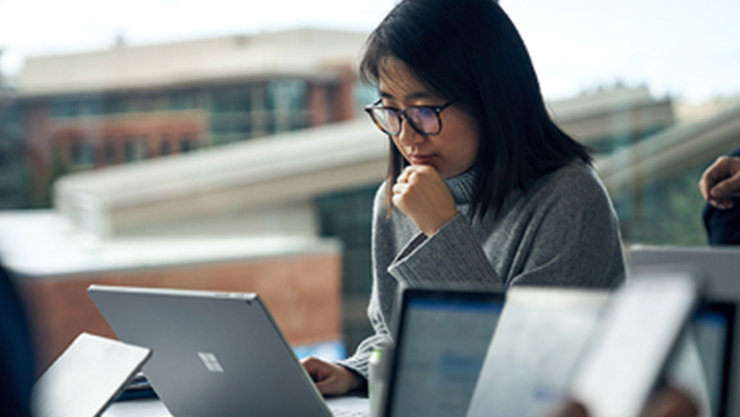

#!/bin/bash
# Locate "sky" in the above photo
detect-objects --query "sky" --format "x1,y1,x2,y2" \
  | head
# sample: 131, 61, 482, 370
1, 0, 738, 103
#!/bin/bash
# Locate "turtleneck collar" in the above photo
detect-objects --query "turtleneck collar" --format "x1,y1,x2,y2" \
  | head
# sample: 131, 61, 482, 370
445, 167, 477, 205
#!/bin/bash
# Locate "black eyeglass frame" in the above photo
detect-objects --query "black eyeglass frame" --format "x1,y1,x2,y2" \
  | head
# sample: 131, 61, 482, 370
363, 99, 457, 136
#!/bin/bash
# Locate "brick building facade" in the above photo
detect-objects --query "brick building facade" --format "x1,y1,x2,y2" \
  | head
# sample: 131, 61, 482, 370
8, 29, 367, 206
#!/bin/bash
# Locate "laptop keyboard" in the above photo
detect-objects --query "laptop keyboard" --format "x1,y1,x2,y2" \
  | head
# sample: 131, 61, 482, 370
331, 408, 369, 417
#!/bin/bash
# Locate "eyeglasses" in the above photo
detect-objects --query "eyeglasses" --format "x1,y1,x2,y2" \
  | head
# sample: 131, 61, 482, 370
364, 99, 456, 136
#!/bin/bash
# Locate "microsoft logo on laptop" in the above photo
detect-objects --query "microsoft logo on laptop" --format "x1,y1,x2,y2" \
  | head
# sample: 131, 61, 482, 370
197, 352, 224, 373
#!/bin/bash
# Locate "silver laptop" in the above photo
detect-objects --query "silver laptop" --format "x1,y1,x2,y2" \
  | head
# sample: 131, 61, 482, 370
628, 245, 740, 300
87, 284, 367, 417
32, 332, 151, 417
629, 245, 740, 417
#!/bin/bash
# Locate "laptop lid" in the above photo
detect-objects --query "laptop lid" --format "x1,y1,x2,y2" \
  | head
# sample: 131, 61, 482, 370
466, 287, 610, 417
31, 332, 151, 417
87, 285, 335, 417
629, 245, 740, 417
381, 287, 506, 417
628, 246, 740, 300
691, 300, 736, 417
568, 271, 702, 417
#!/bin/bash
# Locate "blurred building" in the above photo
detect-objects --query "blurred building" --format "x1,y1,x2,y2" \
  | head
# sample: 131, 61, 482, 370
547, 85, 675, 154
1, 210, 344, 368
0, 51, 25, 209
4, 27, 739, 361
6, 82, 708, 356
8, 29, 369, 207
0, 28, 369, 367
597, 101, 740, 244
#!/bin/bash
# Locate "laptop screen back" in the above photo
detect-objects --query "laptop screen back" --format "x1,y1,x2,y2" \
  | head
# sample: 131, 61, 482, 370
87, 285, 335, 417
383, 289, 505, 417
466, 287, 610, 417
629, 245, 740, 417
691, 301, 736, 417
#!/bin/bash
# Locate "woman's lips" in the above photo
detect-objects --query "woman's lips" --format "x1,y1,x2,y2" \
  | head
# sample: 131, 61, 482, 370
409, 154, 434, 165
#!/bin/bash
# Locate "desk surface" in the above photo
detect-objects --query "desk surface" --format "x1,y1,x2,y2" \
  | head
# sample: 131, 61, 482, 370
103, 395, 369, 416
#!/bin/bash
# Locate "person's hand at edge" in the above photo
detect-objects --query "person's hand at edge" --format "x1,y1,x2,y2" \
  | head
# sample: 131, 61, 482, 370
546, 387, 698, 417
391, 164, 458, 236
301, 356, 364, 396
699, 155, 740, 209
546, 400, 589, 417
638, 386, 698, 417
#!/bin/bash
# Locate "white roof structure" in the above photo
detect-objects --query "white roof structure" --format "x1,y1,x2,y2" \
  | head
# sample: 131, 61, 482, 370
596, 102, 740, 197
548, 86, 674, 142
54, 118, 387, 237
0, 210, 339, 278
17, 29, 369, 96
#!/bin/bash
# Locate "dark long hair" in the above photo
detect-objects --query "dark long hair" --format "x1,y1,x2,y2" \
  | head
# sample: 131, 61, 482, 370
360, 0, 591, 220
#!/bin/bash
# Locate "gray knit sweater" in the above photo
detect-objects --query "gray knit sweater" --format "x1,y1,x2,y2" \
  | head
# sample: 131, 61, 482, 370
338, 161, 626, 379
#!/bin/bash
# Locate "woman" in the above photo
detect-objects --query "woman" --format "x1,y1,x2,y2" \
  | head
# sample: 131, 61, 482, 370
303, 0, 625, 395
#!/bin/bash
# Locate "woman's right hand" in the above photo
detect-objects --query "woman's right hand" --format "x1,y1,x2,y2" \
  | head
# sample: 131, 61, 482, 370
391, 165, 458, 236
301, 356, 364, 396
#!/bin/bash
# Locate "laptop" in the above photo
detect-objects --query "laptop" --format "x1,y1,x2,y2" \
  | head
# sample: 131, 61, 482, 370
628, 245, 740, 301
466, 287, 610, 417
31, 332, 151, 417
567, 271, 702, 417
689, 300, 736, 417
629, 245, 740, 417
381, 287, 506, 417
87, 285, 366, 417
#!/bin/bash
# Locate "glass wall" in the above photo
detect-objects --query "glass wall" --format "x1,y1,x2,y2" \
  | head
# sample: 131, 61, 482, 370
0, 0, 738, 366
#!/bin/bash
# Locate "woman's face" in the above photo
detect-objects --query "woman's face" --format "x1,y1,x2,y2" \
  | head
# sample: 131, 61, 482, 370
379, 58, 480, 179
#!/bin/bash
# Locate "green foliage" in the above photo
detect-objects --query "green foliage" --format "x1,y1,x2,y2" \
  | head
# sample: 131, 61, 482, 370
615, 163, 709, 247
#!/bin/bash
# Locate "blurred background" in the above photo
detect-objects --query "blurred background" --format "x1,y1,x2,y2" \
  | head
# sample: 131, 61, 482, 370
0, 0, 738, 368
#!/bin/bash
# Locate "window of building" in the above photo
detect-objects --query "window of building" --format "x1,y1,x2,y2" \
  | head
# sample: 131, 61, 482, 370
261, 83, 274, 112
267, 80, 307, 112
70, 140, 95, 167
124, 139, 135, 162
267, 80, 308, 133
130, 94, 158, 113
171, 89, 198, 110
210, 86, 251, 113
102, 96, 129, 114
51, 99, 79, 118
179, 134, 197, 153
160, 137, 170, 156
104, 140, 116, 165
79, 97, 102, 116
136, 137, 149, 160
315, 84, 338, 124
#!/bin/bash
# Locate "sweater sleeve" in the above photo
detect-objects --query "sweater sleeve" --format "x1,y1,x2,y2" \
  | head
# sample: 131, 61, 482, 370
388, 214, 505, 289
390, 164, 625, 289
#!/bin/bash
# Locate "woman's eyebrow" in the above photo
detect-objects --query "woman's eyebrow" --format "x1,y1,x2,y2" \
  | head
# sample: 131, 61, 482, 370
379, 90, 435, 100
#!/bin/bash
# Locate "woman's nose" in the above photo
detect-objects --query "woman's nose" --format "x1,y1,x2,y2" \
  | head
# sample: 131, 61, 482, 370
397, 117, 425, 145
